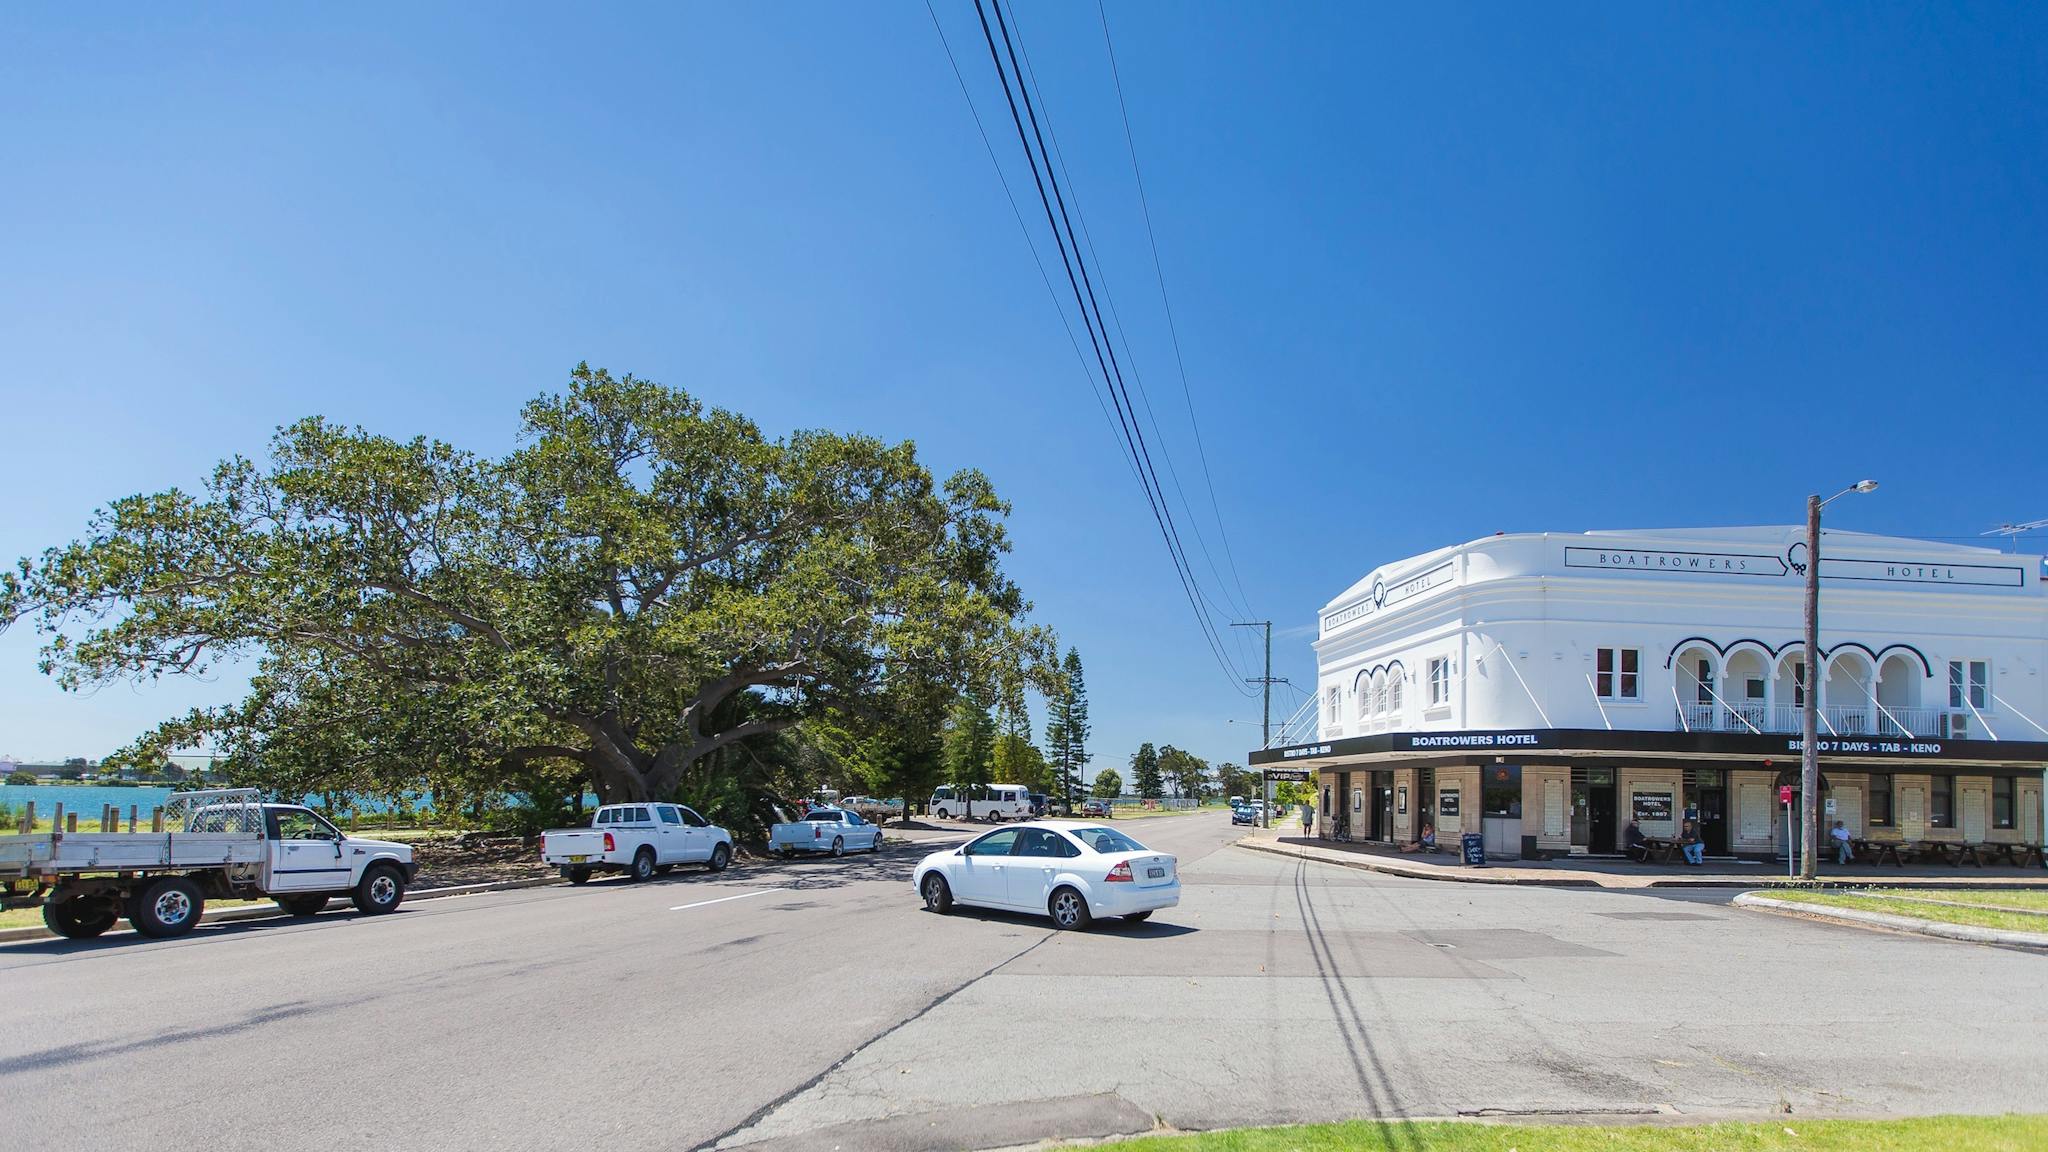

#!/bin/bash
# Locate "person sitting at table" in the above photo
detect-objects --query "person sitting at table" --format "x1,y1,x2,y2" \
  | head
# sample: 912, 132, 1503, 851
1399, 823, 1437, 853
1679, 818, 1704, 866
1831, 819, 1852, 865
1623, 819, 1648, 862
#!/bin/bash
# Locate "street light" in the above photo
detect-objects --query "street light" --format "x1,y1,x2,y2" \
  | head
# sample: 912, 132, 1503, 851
1801, 479, 1879, 878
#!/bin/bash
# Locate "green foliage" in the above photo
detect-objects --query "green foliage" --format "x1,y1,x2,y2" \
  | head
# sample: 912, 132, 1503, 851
1214, 762, 1256, 799
5, 771, 36, 786
1156, 745, 1209, 799
943, 690, 997, 791
1130, 742, 1163, 799
1043, 647, 1090, 810
1092, 768, 1122, 798
2, 365, 1052, 811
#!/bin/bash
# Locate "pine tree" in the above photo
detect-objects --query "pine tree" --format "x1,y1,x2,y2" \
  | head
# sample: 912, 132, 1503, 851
1131, 741, 1163, 800
943, 690, 996, 815
1043, 648, 1091, 812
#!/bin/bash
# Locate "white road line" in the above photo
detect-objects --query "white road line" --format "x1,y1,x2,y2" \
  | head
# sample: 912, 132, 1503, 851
670, 888, 789, 912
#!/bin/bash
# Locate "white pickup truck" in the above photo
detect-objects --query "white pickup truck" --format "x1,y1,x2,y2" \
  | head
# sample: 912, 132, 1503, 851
540, 802, 733, 884
0, 788, 418, 940
770, 808, 884, 857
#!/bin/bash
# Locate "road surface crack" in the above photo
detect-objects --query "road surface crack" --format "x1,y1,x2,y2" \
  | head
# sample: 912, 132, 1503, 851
693, 930, 1056, 1151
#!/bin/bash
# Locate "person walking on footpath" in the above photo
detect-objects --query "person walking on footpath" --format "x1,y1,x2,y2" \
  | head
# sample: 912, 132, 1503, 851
1301, 803, 1314, 840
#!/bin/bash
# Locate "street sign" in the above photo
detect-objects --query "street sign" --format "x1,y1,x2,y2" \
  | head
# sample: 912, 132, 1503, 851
1778, 785, 1793, 804
1263, 769, 1312, 783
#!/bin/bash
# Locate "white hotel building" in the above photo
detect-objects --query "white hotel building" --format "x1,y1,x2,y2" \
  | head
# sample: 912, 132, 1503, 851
1250, 527, 2048, 862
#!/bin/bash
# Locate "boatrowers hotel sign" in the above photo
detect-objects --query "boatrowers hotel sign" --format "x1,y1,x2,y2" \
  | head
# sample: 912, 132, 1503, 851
1564, 545, 2025, 588
1323, 561, 1456, 631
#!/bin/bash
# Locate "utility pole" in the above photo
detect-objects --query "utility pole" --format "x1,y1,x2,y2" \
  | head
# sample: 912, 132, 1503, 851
1233, 621, 1278, 828
1800, 495, 1821, 880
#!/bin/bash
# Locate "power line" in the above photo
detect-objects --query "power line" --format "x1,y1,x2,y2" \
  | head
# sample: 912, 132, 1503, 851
920, 0, 1145, 493
966, 0, 1253, 695
1004, 5, 1256, 634
1095, 0, 1258, 623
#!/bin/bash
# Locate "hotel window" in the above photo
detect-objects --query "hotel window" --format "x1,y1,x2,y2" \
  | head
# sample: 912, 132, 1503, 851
1426, 658, 1450, 706
1325, 687, 1341, 726
1948, 661, 1989, 710
1993, 777, 2015, 829
1694, 659, 1712, 705
1374, 676, 1389, 717
1867, 774, 1892, 827
1595, 648, 1640, 700
1930, 775, 1955, 828
1388, 673, 1402, 715
1745, 678, 1765, 701
1789, 661, 1806, 708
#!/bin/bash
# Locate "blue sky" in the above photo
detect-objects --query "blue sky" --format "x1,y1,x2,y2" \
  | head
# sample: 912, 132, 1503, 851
2, 3, 2044, 769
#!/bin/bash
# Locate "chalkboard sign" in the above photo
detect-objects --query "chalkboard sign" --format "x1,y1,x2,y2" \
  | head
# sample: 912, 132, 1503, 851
1460, 832, 1486, 866
1632, 792, 1672, 824
1439, 789, 1461, 817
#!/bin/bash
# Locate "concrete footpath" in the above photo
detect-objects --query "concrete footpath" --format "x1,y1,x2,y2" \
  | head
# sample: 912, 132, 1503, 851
1239, 825, 2048, 890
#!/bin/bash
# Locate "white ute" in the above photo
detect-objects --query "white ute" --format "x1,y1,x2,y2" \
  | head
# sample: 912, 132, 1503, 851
540, 802, 733, 884
770, 808, 883, 857
0, 788, 417, 940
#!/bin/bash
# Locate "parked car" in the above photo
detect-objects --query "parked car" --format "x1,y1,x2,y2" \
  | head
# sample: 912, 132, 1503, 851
0, 788, 416, 939
1231, 805, 1255, 826
770, 808, 884, 857
912, 821, 1179, 930
1080, 798, 1113, 818
929, 784, 1032, 822
540, 802, 732, 884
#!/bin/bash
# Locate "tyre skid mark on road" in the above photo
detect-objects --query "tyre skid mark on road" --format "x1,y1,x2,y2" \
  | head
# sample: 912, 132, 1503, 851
698, 928, 1060, 1152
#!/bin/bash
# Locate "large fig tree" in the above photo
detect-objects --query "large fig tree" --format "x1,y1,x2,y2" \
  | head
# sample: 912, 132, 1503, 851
1, 365, 1052, 803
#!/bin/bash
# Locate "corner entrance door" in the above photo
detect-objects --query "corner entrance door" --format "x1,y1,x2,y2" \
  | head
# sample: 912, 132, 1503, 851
1377, 782, 1395, 843
1586, 783, 1616, 853
1696, 787, 1728, 855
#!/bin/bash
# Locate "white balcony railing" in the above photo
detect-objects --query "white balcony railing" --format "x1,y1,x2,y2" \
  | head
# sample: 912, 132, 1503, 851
1675, 702, 1966, 738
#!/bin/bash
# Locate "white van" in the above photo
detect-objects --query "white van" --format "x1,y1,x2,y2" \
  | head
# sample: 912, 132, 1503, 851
929, 784, 1031, 823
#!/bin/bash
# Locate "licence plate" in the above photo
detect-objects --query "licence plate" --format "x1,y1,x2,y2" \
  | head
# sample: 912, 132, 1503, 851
1147, 867, 1165, 879
569, 855, 589, 863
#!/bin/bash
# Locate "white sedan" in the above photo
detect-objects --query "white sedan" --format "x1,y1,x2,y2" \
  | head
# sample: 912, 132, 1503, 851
912, 821, 1179, 930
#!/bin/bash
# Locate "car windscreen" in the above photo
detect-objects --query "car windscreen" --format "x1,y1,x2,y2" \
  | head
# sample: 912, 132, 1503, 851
1070, 827, 1147, 854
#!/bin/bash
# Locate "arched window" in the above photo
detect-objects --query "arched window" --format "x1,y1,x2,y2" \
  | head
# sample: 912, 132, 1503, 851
1388, 672, 1403, 716
1374, 675, 1389, 717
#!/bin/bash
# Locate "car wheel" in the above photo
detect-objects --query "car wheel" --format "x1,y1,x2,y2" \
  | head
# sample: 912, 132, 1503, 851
351, 864, 406, 915
629, 848, 656, 882
275, 894, 329, 918
921, 873, 953, 914
1048, 886, 1091, 931
130, 877, 205, 939
655, 863, 675, 876
566, 866, 593, 885
1123, 911, 1153, 923
43, 896, 119, 939
708, 842, 732, 872
831, 837, 844, 857
934, 808, 949, 821
868, 836, 880, 854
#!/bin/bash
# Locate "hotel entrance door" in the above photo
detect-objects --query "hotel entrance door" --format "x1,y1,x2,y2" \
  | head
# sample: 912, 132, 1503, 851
1573, 768, 1616, 854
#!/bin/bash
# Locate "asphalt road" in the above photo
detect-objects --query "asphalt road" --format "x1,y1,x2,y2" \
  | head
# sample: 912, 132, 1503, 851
3, 811, 2043, 1152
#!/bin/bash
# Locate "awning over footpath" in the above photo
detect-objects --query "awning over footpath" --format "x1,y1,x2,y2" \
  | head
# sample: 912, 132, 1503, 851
1250, 727, 2048, 774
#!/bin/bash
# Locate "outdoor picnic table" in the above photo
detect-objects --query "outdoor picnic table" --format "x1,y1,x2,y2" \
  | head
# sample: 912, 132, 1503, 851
1638, 836, 1684, 864
1912, 841, 1964, 867
1852, 839, 1905, 867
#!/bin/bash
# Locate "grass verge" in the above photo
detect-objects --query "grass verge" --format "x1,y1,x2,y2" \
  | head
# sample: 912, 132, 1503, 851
1108, 1114, 2047, 1152
1766, 889, 2048, 933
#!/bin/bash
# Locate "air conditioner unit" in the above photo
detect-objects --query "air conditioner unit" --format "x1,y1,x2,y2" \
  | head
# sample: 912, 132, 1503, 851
1947, 713, 1970, 739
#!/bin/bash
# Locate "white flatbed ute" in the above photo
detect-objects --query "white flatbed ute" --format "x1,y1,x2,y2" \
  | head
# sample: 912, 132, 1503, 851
540, 802, 733, 884
0, 789, 417, 940
770, 808, 884, 857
